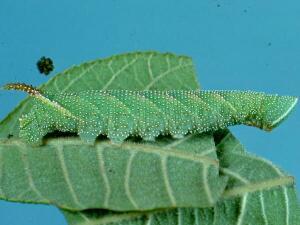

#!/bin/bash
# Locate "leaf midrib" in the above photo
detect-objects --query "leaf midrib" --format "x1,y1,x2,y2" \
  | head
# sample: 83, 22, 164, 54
222, 176, 294, 198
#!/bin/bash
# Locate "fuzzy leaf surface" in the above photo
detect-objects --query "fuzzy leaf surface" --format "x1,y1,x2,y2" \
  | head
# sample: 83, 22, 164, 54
62, 130, 300, 225
0, 135, 227, 211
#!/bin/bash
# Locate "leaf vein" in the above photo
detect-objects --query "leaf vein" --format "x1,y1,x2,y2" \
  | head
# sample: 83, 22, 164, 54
96, 145, 111, 208
18, 147, 47, 201
144, 63, 193, 90
61, 63, 98, 92
259, 191, 269, 225
102, 57, 138, 90
236, 194, 248, 225
161, 156, 176, 206
283, 187, 290, 225
203, 165, 214, 205
147, 53, 154, 80
124, 152, 139, 209
56, 145, 83, 208
121, 142, 218, 166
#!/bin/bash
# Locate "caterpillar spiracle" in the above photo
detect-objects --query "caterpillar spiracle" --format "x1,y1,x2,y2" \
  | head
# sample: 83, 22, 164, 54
4, 83, 298, 145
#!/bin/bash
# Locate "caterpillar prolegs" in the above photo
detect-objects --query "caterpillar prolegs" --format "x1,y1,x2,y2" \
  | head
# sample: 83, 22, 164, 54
4, 83, 298, 145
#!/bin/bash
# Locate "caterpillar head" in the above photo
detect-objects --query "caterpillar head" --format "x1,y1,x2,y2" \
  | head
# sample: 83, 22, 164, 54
18, 109, 43, 146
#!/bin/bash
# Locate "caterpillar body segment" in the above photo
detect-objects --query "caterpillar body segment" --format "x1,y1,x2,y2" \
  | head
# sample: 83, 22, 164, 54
4, 83, 298, 145
109, 91, 163, 141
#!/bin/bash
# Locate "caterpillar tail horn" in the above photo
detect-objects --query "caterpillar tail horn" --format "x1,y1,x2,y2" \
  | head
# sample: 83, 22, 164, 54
3, 83, 41, 96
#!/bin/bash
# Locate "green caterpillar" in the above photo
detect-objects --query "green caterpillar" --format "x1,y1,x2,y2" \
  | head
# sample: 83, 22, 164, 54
4, 83, 298, 145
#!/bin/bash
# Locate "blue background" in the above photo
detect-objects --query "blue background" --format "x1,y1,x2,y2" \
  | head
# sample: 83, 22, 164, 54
0, 0, 299, 224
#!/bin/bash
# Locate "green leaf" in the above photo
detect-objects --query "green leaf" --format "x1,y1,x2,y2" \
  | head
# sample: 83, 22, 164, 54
0, 52, 228, 211
0, 134, 227, 211
62, 130, 300, 225
0, 51, 199, 138
0, 51, 298, 225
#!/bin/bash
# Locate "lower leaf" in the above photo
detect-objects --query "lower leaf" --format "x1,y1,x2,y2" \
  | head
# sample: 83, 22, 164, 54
0, 134, 226, 211
61, 130, 300, 225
